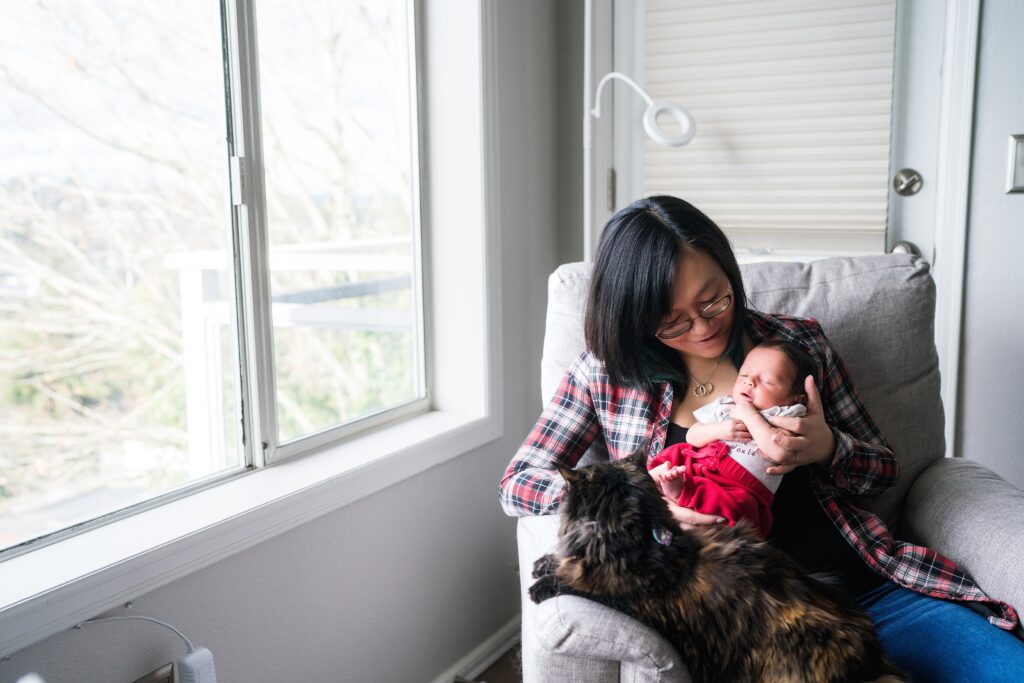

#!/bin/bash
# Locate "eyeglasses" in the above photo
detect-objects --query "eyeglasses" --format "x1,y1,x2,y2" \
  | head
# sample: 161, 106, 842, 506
655, 291, 733, 340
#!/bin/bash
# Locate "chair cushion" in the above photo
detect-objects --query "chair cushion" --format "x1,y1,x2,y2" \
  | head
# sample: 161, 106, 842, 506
540, 254, 943, 528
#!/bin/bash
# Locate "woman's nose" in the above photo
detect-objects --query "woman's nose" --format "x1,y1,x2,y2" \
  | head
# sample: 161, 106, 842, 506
690, 315, 714, 335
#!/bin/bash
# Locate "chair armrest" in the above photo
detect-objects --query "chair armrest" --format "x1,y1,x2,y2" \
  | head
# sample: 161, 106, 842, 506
517, 516, 690, 683
902, 458, 1024, 614
535, 596, 689, 682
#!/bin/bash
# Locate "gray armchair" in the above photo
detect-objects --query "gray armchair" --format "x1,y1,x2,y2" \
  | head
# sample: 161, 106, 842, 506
515, 254, 1024, 682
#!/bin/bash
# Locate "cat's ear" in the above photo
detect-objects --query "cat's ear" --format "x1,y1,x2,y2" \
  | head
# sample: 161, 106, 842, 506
558, 465, 579, 487
624, 447, 648, 471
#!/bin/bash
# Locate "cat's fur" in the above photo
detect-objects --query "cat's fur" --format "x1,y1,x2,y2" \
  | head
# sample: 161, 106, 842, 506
529, 451, 907, 683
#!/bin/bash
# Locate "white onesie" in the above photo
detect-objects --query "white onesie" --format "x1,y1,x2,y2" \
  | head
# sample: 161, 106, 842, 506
692, 395, 807, 494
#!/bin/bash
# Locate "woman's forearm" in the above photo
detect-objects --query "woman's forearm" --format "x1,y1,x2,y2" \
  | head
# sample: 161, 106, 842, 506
499, 454, 567, 516
499, 352, 600, 515
825, 429, 898, 496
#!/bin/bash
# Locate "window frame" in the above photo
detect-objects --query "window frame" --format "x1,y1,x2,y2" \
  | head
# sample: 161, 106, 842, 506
0, 0, 502, 657
229, 0, 431, 466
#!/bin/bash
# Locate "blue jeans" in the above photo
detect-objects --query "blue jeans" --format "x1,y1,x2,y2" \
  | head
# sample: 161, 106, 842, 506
856, 582, 1024, 682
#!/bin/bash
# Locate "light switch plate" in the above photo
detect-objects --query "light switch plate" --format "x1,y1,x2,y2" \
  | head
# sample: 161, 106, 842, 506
1008, 134, 1024, 194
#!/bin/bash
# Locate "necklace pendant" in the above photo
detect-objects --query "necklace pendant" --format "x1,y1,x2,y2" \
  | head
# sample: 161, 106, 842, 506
691, 356, 721, 399
693, 382, 712, 398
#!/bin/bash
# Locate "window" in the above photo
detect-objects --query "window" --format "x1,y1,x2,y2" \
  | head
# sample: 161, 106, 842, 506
0, 0, 424, 556
252, 0, 425, 450
612, 0, 898, 257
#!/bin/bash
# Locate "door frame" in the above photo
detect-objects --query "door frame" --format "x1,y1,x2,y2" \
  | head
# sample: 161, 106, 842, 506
933, 0, 981, 458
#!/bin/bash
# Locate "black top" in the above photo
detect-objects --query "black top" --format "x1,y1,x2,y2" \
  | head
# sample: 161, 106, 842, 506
665, 422, 690, 447
663, 423, 881, 597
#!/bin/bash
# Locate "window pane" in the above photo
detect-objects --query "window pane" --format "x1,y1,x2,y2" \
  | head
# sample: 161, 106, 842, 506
255, 0, 423, 443
0, 2, 241, 551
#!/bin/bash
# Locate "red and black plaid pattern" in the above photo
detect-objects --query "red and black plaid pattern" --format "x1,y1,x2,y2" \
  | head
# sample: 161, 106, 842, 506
499, 310, 1018, 630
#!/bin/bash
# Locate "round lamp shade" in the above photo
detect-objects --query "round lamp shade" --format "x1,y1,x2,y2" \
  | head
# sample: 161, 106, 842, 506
642, 101, 696, 147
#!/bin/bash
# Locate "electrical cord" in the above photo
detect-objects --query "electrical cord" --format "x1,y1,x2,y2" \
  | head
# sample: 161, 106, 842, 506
73, 614, 215, 683
75, 616, 194, 652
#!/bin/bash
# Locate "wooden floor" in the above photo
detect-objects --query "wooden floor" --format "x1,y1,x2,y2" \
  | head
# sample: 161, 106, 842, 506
470, 644, 521, 683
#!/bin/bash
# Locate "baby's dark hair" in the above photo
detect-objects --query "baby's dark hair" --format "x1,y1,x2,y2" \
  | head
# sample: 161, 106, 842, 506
754, 340, 817, 399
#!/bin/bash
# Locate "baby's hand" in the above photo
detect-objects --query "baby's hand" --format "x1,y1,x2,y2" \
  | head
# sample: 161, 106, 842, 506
733, 397, 757, 413
730, 400, 757, 421
648, 461, 670, 482
655, 464, 686, 502
716, 418, 751, 442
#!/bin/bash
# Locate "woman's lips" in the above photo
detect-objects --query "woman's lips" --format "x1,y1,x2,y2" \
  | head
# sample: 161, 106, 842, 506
693, 329, 721, 345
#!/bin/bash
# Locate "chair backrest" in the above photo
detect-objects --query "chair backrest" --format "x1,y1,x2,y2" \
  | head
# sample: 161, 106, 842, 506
540, 254, 944, 530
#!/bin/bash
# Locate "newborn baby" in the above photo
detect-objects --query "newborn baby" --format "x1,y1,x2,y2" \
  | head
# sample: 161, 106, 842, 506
648, 341, 815, 537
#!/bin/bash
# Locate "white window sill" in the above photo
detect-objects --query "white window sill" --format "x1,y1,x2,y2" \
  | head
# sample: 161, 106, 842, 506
0, 409, 501, 657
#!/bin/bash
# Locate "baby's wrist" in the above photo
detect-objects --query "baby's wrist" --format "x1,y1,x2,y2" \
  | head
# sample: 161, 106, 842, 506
685, 424, 704, 444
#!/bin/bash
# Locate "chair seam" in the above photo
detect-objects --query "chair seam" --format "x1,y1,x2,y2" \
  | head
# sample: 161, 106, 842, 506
748, 263, 923, 295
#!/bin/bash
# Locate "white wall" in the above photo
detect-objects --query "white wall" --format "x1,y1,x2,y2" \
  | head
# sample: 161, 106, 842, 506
0, 2, 559, 682
956, 0, 1024, 487
556, 0, 585, 265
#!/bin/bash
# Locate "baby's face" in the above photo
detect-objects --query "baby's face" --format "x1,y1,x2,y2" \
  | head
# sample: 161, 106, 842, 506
732, 347, 800, 410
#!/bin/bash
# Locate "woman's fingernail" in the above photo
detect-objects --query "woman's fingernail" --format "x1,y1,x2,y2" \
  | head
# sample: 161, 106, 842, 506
716, 517, 727, 524
773, 434, 783, 445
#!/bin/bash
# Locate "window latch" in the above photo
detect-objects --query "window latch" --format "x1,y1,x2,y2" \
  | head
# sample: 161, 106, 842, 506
230, 156, 246, 206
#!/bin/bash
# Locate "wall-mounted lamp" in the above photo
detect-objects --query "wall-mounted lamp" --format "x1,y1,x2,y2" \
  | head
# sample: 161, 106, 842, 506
591, 72, 696, 148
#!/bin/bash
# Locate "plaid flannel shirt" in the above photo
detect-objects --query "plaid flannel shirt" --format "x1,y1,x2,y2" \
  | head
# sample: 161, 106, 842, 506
500, 310, 1018, 630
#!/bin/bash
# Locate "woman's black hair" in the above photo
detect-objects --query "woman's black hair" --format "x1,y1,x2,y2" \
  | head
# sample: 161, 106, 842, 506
753, 340, 816, 400
583, 195, 748, 393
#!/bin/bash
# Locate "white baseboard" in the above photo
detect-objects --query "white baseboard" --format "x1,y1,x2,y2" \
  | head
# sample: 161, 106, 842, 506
431, 614, 521, 683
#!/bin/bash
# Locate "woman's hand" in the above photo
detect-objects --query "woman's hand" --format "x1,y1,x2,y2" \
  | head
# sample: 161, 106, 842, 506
664, 498, 727, 531
759, 376, 836, 475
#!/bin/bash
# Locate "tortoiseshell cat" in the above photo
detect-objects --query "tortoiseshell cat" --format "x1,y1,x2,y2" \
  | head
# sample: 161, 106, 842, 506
529, 451, 907, 683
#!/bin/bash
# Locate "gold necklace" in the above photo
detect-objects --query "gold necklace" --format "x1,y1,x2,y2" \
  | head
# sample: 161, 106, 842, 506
691, 356, 722, 398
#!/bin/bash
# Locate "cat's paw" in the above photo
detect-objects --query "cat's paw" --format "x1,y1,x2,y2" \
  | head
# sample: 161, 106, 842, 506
528, 575, 564, 604
532, 553, 559, 579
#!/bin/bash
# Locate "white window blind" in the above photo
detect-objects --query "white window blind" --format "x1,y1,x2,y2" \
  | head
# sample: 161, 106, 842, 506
643, 0, 897, 254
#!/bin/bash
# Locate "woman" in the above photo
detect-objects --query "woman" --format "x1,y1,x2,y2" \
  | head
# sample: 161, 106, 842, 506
499, 196, 1024, 680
